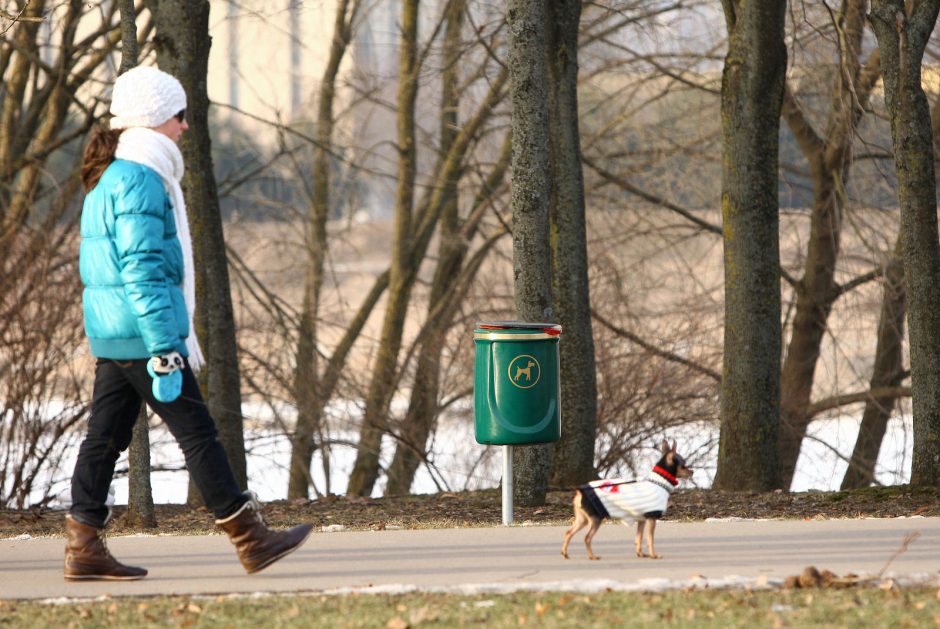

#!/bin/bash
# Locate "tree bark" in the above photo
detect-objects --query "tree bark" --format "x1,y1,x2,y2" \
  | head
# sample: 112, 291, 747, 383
546, 0, 597, 487
125, 407, 156, 527
508, 0, 555, 506
117, 0, 138, 74
841, 245, 906, 489
145, 0, 247, 492
870, 0, 940, 486
712, 0, 786, 491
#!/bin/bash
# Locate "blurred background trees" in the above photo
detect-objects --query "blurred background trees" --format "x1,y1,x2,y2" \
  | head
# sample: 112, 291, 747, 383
2, 0, 939, 510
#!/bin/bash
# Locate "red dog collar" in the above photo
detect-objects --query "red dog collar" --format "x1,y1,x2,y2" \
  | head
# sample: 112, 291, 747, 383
652, 465, 678, 486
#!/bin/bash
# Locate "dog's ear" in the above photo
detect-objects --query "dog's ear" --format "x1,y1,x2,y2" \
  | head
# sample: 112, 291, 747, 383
671, 440, 677, 454
661, 438, 670, 454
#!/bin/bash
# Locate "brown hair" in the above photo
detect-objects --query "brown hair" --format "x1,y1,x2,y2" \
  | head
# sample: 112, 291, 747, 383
81, 126, 123, 192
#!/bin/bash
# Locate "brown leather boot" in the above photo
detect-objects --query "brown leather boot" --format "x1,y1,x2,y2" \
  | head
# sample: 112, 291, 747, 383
216, 495, 313, 574
64, 515, 147, 581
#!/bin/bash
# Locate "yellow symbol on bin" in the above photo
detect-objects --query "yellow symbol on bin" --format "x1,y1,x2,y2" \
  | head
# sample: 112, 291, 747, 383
508, 354, 540, 389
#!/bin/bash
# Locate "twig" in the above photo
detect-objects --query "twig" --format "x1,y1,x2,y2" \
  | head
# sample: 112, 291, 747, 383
877, 531, 921, 578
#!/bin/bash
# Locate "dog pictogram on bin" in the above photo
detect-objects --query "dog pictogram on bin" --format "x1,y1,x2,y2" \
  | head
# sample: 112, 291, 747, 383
508, 354, 540, 388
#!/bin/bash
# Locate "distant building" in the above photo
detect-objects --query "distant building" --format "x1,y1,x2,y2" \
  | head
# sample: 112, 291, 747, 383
207, 1, 401, 131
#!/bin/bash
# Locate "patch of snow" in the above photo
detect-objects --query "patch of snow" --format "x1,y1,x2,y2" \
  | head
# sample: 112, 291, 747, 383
705, 517, 770, 523
43, 572, 939, 607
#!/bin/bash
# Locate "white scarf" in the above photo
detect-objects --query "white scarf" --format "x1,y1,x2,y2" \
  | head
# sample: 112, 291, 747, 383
115, 127, 205, 371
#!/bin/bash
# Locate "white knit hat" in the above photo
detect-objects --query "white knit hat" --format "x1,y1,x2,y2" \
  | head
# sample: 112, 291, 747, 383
110, 66, 187, 130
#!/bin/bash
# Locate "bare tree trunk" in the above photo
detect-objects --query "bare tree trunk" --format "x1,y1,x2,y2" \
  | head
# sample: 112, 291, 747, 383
712, 0, 786, 491
841, 246, 906, 489
385, 0, 466, 496
508, 0, 554, 506
4, 0, 81, 235
116, 0, 157, 526
145, 0, 247, 495
117, 0, 138, 73
546, 0, 597, 487
871, 0, 940, 486
776, 4, 880, 487
347, 0, 420, 497
289, 0, 360, 500
385, 136, 511, 494
125, 407, 156, 527
842, 69, 940, 488
0, 0, 44, 211
346, 6, 508, 496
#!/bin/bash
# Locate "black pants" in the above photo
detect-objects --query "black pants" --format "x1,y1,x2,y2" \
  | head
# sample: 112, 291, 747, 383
70, 358, 246, 528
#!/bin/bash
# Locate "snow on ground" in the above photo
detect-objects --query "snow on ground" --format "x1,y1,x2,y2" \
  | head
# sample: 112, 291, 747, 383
29, 401, 913, 509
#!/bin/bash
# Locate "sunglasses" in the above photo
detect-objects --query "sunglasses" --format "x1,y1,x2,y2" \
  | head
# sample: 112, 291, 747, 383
174, 109, 186, 122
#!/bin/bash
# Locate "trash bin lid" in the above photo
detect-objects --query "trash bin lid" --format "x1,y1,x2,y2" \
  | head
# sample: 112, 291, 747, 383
476, 321, 562, 335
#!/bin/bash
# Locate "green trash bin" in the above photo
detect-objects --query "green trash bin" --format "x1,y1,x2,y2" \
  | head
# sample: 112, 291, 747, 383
474, 321, 562, 445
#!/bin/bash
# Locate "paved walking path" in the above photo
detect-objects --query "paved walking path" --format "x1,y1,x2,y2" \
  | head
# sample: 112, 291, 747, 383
2, 518, 938, 600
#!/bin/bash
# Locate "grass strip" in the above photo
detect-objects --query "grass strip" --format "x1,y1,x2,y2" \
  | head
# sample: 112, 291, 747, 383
2, 585, 939, 628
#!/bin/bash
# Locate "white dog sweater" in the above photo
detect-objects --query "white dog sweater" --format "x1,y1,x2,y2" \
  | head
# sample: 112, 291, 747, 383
580, 467, 678, 521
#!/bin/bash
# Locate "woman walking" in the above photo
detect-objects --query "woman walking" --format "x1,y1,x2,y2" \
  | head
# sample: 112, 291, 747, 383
67, 65, 311, 580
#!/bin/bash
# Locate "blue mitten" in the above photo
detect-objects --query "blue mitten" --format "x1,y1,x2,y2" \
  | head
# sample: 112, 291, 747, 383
147, 352, 184, 403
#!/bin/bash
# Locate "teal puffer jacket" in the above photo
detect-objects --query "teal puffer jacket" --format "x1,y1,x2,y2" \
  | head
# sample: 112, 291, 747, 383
80, 159, 189, 360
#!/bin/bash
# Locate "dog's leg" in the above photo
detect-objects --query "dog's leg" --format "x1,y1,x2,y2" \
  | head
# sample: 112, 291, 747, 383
562, 514, 586, 559
645, 518, 661, 559
562, 492, 587, 559
583, 515, 602, 560
634, 520, 646, 557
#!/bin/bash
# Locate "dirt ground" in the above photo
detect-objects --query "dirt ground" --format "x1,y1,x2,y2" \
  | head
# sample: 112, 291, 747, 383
2, 485, 938, 538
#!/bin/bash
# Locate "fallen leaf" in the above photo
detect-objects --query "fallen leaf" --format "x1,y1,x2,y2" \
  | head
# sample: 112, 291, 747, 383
798, 566, 822, 588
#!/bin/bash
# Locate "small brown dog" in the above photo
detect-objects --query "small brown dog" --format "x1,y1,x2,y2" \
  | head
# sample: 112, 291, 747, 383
561, 439, 692, 560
